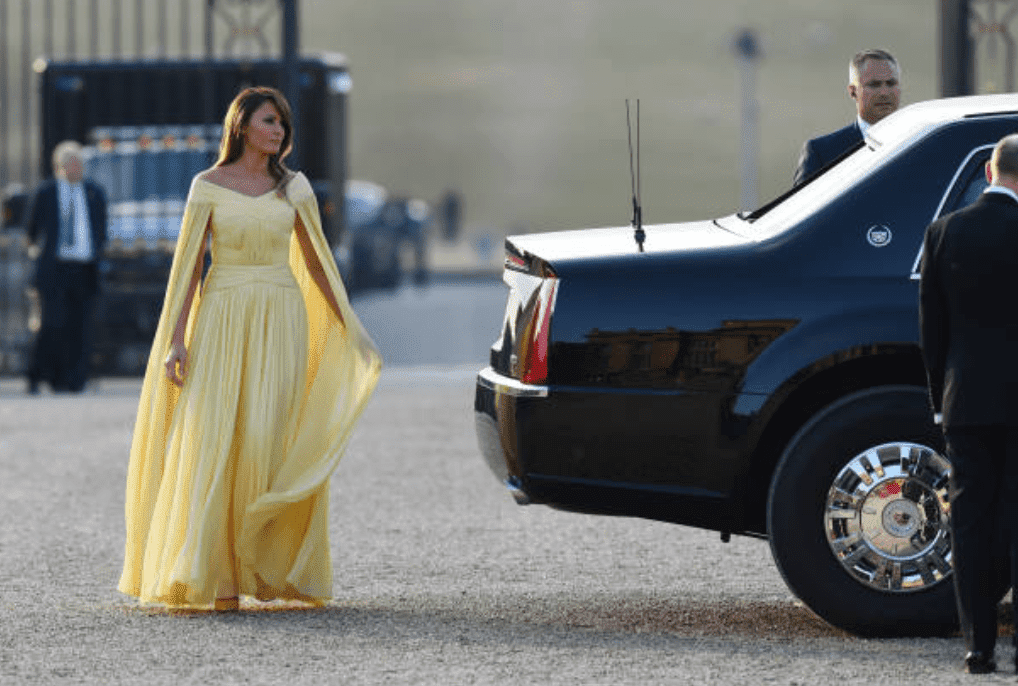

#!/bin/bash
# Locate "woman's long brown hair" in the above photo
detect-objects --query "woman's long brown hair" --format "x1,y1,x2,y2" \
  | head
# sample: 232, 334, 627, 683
215, 86, 294, 185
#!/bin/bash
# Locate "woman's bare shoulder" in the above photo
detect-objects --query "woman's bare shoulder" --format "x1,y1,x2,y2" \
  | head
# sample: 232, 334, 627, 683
188, 167, 226, 200
197, 166, 228, 184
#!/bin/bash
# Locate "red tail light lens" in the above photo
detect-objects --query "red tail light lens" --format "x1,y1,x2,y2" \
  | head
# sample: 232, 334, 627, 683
521, 277, 558, 384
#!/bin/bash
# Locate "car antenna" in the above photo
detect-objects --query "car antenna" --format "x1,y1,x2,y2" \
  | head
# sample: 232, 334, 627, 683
626, 99, 645, 252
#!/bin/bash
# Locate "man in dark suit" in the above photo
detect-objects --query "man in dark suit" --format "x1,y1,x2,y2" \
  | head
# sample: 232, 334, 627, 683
793, 49, 901, 186
25, 140, 108, 394
919, 134, 1018, 674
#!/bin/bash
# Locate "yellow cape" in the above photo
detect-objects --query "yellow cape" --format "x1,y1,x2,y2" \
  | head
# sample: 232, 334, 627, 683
119, 172, 381, 604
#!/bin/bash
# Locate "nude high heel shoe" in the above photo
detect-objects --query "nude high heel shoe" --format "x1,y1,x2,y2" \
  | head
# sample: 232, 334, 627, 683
214, 596, 239, 611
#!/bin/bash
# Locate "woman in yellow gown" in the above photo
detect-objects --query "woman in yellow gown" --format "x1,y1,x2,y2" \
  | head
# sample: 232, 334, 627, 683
118, 87, 381, 610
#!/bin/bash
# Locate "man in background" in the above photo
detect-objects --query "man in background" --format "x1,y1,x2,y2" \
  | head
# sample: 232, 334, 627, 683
919, 134, 1018, 675
793, 49, 901, 186
25, 140, 108, 394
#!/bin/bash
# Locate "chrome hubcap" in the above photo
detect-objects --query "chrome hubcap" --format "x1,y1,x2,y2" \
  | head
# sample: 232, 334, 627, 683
825, 442, 952, 593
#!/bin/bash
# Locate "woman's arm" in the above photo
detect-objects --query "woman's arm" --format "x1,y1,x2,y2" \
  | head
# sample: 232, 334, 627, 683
295, 213, 345, 326
164, 220, 210, 386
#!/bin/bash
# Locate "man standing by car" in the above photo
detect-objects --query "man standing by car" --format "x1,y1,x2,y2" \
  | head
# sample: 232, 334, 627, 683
919, 134, 1018, 675
25, 140, 108, 394
793, 49, 901, 186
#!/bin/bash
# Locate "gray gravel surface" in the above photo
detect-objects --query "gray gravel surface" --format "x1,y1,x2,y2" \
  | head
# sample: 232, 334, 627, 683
350, 278, 506, 366
1, 367, 1015, 685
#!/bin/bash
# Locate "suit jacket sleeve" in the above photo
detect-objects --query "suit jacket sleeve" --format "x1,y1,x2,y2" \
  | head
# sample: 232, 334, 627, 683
25, 183, 51, 247
793, 140, 817, 187
918, 219, 947, 414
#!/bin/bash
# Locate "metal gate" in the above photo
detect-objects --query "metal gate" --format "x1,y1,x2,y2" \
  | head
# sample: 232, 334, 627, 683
0, 0, 299, 376
968, 0, 1018, 92
941, 0, 1018, 95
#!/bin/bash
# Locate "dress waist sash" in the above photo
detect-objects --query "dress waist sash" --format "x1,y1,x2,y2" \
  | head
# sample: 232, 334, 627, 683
204, 262, 298, 292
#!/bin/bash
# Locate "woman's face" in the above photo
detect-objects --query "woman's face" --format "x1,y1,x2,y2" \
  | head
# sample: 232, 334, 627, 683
244, 101, 285, 156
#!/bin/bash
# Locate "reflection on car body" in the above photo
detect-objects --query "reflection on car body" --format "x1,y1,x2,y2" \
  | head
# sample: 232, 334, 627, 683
475, 94, 1015, 637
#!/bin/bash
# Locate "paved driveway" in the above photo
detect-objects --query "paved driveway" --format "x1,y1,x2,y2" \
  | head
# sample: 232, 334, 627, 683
1, 369, 1010, 684
0, 279, 1012, 684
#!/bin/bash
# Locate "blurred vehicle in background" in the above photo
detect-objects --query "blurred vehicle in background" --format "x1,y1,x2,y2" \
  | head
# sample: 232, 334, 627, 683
0, 56, 432, 376
335, 179, 430, 291
85, 124, 220, 374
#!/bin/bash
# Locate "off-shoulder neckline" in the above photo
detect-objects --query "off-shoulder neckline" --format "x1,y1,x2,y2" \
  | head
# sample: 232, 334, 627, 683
196, 176, 279, 199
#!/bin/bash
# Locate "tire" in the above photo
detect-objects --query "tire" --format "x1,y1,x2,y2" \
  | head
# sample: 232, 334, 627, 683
767, 385, 962, 637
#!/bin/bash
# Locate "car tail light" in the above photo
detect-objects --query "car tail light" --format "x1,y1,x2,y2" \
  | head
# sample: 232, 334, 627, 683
520, 277, 558, 384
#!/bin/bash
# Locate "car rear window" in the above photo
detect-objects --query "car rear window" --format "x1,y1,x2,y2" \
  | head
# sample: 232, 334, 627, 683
721, 142, 889, 240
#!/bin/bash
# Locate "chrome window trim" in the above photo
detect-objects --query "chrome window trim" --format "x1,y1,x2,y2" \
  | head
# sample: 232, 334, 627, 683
477, 366, 549, 398
910, 143, 995, 280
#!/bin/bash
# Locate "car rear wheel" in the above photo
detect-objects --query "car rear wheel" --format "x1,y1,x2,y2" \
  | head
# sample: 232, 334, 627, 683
767, 385, 967, 637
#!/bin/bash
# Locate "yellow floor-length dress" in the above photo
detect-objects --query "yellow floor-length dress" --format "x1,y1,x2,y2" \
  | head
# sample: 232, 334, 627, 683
118, 173, 381, 608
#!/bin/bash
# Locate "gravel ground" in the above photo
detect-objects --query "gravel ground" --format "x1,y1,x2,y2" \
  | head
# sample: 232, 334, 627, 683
1, 369, 1015, 685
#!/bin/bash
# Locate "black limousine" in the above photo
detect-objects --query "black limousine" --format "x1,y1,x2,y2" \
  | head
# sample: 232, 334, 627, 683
475, 95, 1018, 637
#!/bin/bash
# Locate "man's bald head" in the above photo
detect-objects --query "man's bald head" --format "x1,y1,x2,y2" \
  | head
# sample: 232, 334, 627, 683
990, 134, 1018, 184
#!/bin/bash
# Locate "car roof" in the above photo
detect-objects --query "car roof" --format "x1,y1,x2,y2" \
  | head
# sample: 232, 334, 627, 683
869, 94, 1018, 149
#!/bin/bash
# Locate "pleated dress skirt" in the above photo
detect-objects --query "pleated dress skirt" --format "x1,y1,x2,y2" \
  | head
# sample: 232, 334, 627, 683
136, 260, 311, 607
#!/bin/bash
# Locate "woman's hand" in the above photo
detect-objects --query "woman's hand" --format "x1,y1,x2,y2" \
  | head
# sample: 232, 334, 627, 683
164, 341, 188, 387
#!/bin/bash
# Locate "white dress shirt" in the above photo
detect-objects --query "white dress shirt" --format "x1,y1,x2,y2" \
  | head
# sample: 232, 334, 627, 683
56, 178, 94, 262
983, 184, 1018, 205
